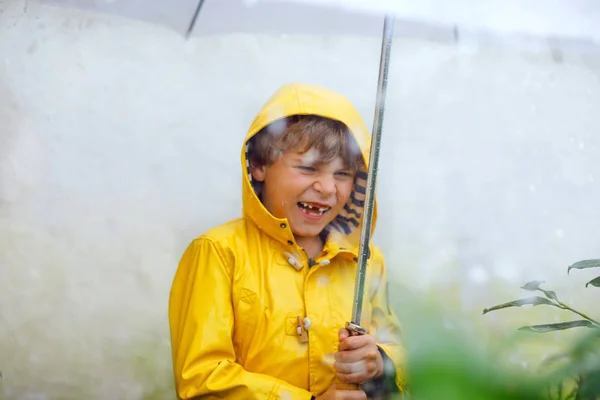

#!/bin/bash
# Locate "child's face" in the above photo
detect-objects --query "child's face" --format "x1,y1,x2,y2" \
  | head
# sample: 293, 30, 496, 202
251, 148, 356, 240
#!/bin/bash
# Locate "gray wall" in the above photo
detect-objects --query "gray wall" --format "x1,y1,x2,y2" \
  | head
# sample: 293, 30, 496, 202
1, 1, 599, 398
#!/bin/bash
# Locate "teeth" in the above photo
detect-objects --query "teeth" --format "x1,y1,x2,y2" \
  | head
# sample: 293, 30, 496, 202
299, 202, 330, 215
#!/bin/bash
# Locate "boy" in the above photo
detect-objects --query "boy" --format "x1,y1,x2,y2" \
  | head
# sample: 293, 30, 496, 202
169, 83, 405, 399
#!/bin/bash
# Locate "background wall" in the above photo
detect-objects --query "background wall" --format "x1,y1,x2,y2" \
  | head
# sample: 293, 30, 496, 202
1, 1, 599, 398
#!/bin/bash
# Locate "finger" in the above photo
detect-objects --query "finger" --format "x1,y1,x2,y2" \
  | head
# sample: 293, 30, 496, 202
334, 359, 370, 375
334, 347, 366, 363
339, 328, 350, 342
335, 383, 360, 391
338, 335, 373, 351
335, 359, 379, 383
336, 389, 367, 399
336, 370, 371, 386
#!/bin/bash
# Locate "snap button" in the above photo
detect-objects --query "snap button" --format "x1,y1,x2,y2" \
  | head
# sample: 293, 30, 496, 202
280, 223, 287, 228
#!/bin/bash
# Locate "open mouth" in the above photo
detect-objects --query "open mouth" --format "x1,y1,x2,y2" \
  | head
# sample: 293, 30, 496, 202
297, 202, 331, 217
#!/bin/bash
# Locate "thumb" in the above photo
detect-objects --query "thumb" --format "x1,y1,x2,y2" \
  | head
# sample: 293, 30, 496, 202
338, 328, 350, 342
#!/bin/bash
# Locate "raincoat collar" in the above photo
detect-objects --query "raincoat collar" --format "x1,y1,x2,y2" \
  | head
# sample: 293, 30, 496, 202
240, 83, 377, 256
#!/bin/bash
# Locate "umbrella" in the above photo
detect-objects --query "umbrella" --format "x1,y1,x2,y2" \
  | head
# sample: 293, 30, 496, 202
186, 2, 397, 344
38, 0, 600, 45
39, 0, 600, 355
40, 0, 400, 336
32, 0, 600, 388
268, 0, 600, 42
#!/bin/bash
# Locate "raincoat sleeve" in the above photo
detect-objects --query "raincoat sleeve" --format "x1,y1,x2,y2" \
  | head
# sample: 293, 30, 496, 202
367, 247, 407, 393
169, 237, 314, 400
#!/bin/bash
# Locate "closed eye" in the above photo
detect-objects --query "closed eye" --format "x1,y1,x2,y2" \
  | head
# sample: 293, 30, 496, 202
335, 171, 354, 178
298, 166, 316, 172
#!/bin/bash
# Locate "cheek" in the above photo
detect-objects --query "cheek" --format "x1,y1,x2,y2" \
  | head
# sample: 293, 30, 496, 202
336, 181, 355, 204
269, 181, 299, 207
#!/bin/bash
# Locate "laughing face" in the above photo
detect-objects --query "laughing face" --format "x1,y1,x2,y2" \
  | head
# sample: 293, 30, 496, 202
251, 148, 355, 243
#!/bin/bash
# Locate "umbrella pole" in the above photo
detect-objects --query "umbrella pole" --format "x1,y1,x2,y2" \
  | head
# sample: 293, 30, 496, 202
185, 0, 206, 39
347, 14, 395, 336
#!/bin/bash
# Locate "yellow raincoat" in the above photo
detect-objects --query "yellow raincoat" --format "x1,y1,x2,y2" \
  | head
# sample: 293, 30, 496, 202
169, 83, 405, 399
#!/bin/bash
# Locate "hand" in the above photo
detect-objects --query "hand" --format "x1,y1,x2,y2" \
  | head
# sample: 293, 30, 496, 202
315, 384, 367, 400
334, 328, 384, 385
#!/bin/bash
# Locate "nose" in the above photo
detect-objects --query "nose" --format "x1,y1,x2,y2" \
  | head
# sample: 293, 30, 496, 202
313, 174, 336, 196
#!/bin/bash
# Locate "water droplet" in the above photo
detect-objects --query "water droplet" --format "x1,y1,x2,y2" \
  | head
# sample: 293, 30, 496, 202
317, 274, 329, 287
466, 266, 488, 285
375, 328, 394, 343
322, 353, 335, 366
384, 360, 397, 376
280, 391, 291, 400
493, 262, 519, 282
301, 149, 321, 165
267, 118, 287, 137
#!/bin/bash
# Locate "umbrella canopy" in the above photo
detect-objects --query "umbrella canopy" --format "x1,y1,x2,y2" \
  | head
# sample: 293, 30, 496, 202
276, 0, 600, 41
38, 0, 401, 340
39, 0, 600, 48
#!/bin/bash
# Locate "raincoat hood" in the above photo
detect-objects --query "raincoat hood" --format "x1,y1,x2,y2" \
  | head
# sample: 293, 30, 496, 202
241, 83, 377, 251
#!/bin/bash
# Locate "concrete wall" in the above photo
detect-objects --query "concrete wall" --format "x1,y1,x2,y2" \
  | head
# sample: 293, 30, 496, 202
1, 1, 599, 398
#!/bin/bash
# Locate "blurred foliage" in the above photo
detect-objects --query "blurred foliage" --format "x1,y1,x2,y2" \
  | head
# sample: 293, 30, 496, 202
3, 259, 598, 400
390, 287, 547, 400
481, 259, 600, 400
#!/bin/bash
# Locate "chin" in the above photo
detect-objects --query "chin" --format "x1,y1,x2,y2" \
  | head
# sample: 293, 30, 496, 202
292, 225, 326, 239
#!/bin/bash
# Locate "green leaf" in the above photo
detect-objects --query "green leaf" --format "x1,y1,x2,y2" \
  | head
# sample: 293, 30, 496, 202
568, 259, 600, 274
585, 276, 600, 288
482, 296, 557, 315
518, 320, 597, 333
541, 290, 558, 301
520, 280, 558, 301
520, 280, 545, 290
541, 352, 570, 367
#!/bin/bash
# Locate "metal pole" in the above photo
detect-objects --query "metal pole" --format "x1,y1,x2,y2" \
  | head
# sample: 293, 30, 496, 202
347, 14, 395, 335
185, 0, 206, 39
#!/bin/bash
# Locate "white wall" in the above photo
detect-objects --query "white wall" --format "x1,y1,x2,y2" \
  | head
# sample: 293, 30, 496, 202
1, 1, 599, 398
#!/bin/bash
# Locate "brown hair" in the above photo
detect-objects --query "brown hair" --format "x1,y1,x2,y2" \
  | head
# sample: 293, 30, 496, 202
248, 115, 363, 171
